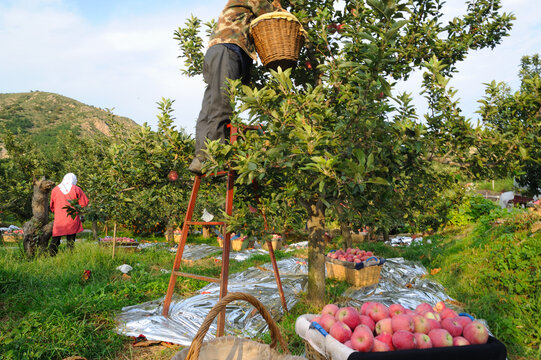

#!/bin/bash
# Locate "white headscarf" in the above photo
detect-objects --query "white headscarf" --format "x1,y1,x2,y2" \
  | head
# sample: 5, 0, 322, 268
58, 173, 77, 195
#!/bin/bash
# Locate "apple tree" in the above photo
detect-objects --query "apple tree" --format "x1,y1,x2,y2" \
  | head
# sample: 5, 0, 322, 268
63, 100, 199, 238
477, 54, 541, 197
175, 0, 514, 306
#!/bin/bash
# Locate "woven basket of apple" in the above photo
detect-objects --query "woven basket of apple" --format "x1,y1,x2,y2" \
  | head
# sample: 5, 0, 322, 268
325, 248, 385, 287
262, 234, 283, 251
1, 232, 24, 242
98, 236, 139, 251
295, 301, 507, 360
217, 234, 255, 251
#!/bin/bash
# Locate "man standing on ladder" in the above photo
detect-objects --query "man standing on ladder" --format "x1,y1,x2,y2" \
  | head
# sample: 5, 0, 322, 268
188, 0, 283, 175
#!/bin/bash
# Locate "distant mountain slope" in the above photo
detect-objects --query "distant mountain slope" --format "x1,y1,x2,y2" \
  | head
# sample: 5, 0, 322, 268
0, 91, 140, 152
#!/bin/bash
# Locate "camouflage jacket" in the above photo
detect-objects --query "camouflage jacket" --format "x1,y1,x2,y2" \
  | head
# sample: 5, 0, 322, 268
208, 0, 279, 61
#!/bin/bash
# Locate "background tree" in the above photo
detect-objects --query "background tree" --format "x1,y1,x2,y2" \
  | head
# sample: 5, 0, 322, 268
65, 100, 197, 237
478, 54, 541, 197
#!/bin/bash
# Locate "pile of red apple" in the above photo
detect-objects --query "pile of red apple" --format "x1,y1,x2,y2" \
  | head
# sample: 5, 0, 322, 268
327, 248, 376, 263
311, 301, 489, 352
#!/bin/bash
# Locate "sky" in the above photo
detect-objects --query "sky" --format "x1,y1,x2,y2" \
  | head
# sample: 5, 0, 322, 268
1, 0, 540, 136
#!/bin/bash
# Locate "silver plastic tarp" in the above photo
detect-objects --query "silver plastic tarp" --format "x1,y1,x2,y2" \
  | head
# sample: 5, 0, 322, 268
115, 257, 453, 345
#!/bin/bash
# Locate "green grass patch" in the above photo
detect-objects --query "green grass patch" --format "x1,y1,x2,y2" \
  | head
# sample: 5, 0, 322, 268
476, 177, 515, 193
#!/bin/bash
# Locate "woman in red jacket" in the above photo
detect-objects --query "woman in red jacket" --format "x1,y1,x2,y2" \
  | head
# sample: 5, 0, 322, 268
49, 173, 89, 255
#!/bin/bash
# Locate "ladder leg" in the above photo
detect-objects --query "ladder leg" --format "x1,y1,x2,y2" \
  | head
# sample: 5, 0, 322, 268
266, 240, 289, 313
253, 179, 288, 314
216, 170, 235, 336
162, 176, 202, 316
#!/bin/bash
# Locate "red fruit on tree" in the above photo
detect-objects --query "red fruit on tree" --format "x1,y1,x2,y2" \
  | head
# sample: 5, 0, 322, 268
168, 170, 179, 182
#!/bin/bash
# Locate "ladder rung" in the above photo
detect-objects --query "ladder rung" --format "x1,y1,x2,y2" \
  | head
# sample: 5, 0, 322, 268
172, 271, 220, 283
186, 221, 225, 226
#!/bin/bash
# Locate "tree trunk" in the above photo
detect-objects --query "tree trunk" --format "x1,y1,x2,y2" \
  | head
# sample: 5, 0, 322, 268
202, 225, 211, 238
92, 221, 99, 240
165, 223, 174, 243
22, 177, 55, 257
305, 199, 326, 308
335, 204, 352, 250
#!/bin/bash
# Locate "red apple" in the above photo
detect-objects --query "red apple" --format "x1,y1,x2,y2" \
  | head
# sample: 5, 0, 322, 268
433, 301, 446, 313
336, 307, 361, 330
412, 314, 430, 334
440, 308, 458, 320
389, 303, 407, 317
441, 318, 463, 337
463, 321, 489, 345
350, 324, 374, 352
329, 321, 352, 343
453, 336, 471, 346
414, 332, 433, 349
321, 303, 340, 317
422, 311, 441, 322
455, 316, 473, 328
372, 339, 390, 352
319, 314, 337, 332
392, 330, 415, 350
360, 302, 374, 316
416, 303, 433, 314
359, 315, 375, 332
375, 318, 393, 335
375, 333, 394, 351
367, 302, 389, 322
428, 328, 453, 347
167, 170, 179, 182
391, 314, 414, 332
426, 318, 442, 332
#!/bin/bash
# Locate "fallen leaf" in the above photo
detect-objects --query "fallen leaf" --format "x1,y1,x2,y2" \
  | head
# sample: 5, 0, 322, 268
430, 268, 441, 275
405, 283, 413, 288
122, 274, 132, 280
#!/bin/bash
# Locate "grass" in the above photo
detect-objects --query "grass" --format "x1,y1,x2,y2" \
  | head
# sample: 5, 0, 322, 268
1, 209, 540, 359
476, 177, 515, 193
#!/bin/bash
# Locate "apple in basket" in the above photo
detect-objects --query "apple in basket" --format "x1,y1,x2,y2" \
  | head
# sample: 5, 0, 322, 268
463, 321, 489, 345
329, 321, 352, 343
336, 307, 361, 330
350, 324, 374, 352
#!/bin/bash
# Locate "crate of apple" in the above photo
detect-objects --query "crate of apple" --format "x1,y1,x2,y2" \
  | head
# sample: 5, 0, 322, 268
327, 248, 375, 264
307, 300, 503, 356
99, 236, 139, 246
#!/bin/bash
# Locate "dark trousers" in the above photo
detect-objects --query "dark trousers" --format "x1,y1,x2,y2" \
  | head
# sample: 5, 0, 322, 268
49, 234, 76, 255
195, 44, 251, 154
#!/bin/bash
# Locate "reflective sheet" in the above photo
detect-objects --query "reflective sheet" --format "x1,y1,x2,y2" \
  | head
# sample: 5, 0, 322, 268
344, 258, 453, 311
169, 244, 222, 261
115, 257, 454, 345
116, 258, 308, 345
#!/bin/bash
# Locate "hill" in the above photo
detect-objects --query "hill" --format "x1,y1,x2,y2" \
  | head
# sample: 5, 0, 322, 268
0, 91, 140, 154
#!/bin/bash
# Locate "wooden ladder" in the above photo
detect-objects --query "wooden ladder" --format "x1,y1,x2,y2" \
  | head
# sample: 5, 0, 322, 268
161, 126, 288, 337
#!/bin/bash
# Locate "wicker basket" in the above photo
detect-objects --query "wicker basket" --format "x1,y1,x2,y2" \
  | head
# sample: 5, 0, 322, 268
325, 257, 382, 287
262, 238, 283, 251
250, 11, 306, 70
304, 340, 327, 360
172, 292, 298, 360
218, 237, 255, 251
1, 233, 23, 243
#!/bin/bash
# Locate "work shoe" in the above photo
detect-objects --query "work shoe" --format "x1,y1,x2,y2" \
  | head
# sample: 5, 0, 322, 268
188, 156, 205, 175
